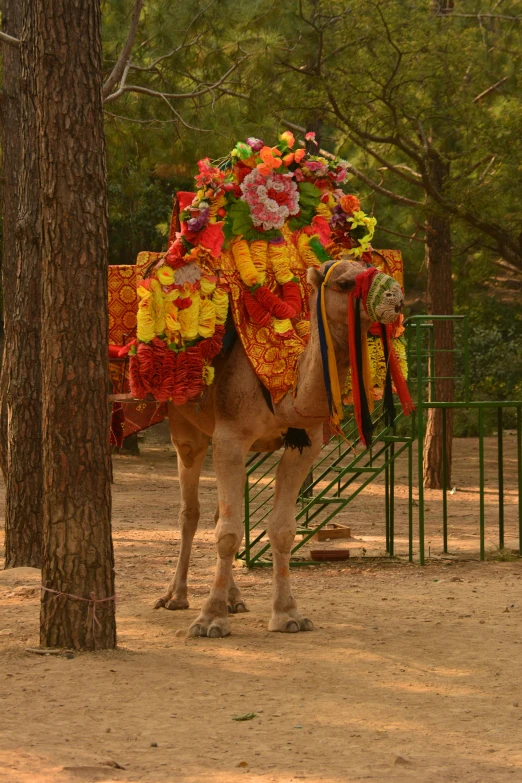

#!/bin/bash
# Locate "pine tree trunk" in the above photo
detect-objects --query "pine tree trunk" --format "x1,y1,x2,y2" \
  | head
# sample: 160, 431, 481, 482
423, 155, 454, 490
2, 0, 44, 569
0, 0, 21, 480
34, 0, 116, 650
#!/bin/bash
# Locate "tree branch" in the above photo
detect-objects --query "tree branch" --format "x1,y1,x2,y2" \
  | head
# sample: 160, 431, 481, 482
0, 30, 20, 48
473, 76, 508, 103
102, 0, 144, 100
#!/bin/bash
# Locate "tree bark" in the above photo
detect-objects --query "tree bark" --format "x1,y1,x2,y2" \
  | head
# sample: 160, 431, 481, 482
0, 0, 21, 480
423, 155, 454, 490
1, 0, 44, 569
34, 0, 116, 650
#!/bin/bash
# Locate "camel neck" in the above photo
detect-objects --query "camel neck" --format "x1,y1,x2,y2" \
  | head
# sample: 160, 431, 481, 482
276, 290, 350, 426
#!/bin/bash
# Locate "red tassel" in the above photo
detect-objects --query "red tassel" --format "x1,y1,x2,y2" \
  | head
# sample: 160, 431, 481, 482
244, 290, 271, 325
172, 351, 188, 405
385, 325, 415, 415
199, 325, 225, 360
255, 286, 295, 319
347, 294, 367, 446
281, 281, 302, 316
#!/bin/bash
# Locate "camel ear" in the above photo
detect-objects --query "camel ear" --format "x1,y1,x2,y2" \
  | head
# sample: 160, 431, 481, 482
335, 272, 356, 292
307, 266, 324, 289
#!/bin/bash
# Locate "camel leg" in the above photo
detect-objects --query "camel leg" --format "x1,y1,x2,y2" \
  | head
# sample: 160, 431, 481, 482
212, 503, 249, 614
154, 412, 209, 611
189, 432, 248, 638
267, 426, 323, 633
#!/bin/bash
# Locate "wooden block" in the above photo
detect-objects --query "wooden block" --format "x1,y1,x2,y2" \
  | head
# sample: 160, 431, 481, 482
313, 524, 351, 542
310, 548, 350, 562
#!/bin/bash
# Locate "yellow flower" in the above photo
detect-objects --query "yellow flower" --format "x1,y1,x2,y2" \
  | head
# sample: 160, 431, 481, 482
232, 238, 259, 287
178, 291, 200, 341
156, 265, 175, 286
200, 275, 217, 296
198, 298, 216, 339
268, 242, 294, 285
273, 317, 293, 334
297, 233, 321, 268
250, 240, 268, 285
212, 287, 229, 325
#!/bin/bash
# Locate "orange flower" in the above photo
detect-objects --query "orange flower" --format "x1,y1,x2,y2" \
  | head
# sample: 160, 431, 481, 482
279, 131, 295, 149
340, 194, 360, 214
283, 152, 295, 166
294, 148, 306, 163
257, 146, 283, 175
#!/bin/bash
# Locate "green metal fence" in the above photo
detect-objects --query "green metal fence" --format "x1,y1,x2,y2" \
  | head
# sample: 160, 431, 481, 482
239, 315, 522, 567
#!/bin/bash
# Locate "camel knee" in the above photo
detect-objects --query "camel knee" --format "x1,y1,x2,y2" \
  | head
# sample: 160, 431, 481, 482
179, 503, 199, 533
269, 522, 296, 554
174, 440, 203, 469
217, 532, 240, 559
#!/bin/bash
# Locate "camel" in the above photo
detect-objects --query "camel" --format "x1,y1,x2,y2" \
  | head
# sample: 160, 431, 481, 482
154, 258, 404, 637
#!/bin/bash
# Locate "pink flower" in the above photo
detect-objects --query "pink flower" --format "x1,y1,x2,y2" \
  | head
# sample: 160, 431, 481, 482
305, 131, 318, 146
240, 169, 300, 231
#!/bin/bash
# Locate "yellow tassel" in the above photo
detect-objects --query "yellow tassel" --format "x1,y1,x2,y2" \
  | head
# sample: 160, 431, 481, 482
294, 319, 311, 339
198, 298, 216, 339
268, 242, 294, 285
202, 364, 215, 385
249, 240, 268, 284
212, 287, 229, 325
361, 331, 375, 414
231, 238, 259, 287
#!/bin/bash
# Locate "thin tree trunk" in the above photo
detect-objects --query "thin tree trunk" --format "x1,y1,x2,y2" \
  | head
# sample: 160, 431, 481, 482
0, 0, 20, 480
423, 155, 454, 490
34, 0, 116, 650
2, 0, 44, 569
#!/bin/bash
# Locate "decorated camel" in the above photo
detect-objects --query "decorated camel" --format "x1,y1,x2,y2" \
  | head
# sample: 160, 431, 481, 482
122, 132, 412, 637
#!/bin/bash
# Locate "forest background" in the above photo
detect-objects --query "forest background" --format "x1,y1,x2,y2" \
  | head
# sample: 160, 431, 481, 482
1, 0, 521, 432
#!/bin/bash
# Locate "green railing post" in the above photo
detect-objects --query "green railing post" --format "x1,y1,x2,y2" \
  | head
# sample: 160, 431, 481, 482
497, 407, 504, 551
389, 441, 395, 557
416, 321, 425, 564
479, 407, 485, 561
408, 436, 413, 563
384, 445, 390, 553
518, 406, 522, 554
442, 408, 448, 553
244, 477, 251, 568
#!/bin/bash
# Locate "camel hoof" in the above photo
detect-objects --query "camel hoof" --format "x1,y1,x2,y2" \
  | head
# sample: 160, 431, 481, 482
299, 618, 314, 631
188, 623, 206, 638
165, 599, 189, 611
208, 623, 230, 639
283, 619, 300, 633
153, 598, 166, 610
228, 600, 248, 614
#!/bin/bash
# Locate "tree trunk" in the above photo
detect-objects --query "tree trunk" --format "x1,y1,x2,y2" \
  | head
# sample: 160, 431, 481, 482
2, 0, 44, 569
34, 0, 116, 650
423, 155, 454, 490
0, 0, 21, 478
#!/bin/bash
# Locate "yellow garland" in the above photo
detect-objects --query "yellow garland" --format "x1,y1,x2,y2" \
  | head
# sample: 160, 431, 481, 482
212, 287, 229, 325
157, 265, 176, 286
209, 194, 226, 219
200, 276, 217, 296
164, 289, 182, 341
315, 203, 333, 220
249, 240, 268, 284
297, 232, 322, 268
178, 290, 200, 341
273, 317, 293, 334
198, 298, 216, 339
136, 285, 156, 343
268, 242, 294, 285
231, 238, 259, 287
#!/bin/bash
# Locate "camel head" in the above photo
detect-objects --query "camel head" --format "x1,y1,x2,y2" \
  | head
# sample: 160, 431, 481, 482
307, 258, 404, 330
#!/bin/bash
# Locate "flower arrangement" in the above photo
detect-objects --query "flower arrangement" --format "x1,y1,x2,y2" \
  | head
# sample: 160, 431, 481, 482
129, 131, 378, 402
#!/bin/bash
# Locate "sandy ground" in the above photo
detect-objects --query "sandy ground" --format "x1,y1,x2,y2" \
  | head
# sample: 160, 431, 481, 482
1, 426, 522, 783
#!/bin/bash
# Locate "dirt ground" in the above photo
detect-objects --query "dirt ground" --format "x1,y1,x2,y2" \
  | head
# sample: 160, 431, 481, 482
1, 426, 521, 783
